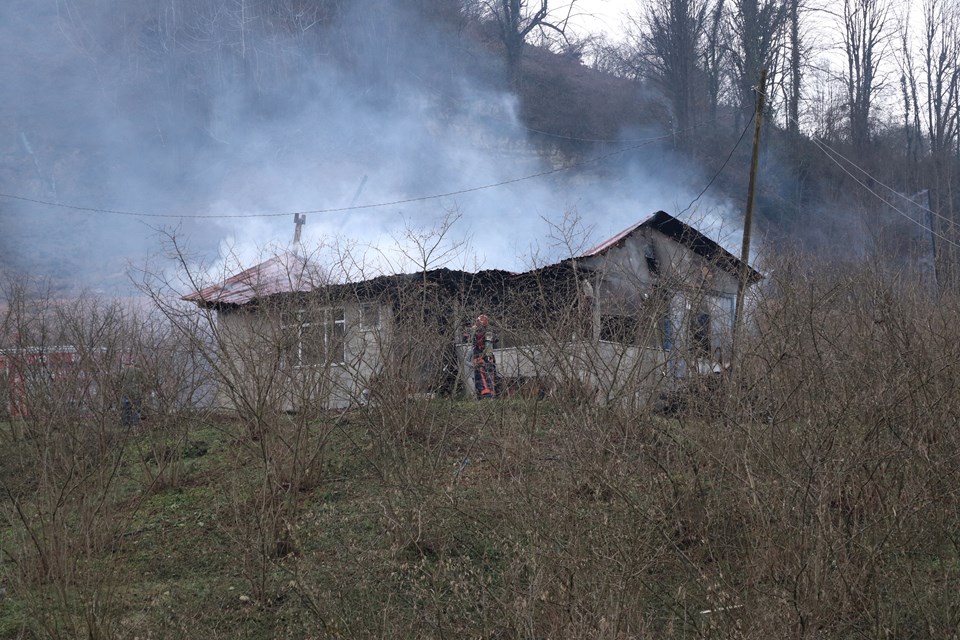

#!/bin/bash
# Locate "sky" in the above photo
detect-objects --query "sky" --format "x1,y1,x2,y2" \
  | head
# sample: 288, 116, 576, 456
571, 0, 632, 41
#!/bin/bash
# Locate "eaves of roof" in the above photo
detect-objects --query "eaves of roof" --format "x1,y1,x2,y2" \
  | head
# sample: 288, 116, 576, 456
184, 212, 761, 308
580, 210, 762, 284
181, 253, 321, 307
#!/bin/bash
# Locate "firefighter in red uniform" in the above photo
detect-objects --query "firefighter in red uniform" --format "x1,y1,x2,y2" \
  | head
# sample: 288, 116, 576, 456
470, 314, 497, 399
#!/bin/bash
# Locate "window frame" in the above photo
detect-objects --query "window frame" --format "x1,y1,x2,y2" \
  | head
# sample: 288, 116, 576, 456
690, 311, 711, 359
285, 307, 346, 367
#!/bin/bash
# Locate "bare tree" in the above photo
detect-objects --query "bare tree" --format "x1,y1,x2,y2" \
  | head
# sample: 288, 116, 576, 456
785, 0, 808, 134
471, 0, 578, 86
638, 0, 713, 145
919, 0, 960, 289
839, 0, 891, 150
703, 0, 729, 123
920, 0, 960, 174
594, 0, 725, 146
895, 11, 924, 170
727, 0, 790, 120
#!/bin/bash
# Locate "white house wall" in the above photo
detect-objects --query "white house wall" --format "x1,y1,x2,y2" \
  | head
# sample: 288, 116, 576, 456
459, 339, 670, 405
581, 226, 740, 370
214, 300, 387, 412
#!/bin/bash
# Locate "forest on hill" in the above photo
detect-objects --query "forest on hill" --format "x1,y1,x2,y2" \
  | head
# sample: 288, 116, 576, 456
1, 0, 956, 290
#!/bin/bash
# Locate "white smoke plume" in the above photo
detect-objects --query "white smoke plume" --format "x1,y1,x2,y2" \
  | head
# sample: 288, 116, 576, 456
0, 0, 741, 294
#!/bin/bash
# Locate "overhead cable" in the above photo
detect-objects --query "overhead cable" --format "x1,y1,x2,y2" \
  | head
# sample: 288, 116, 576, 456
750, 88, 956, 248
0, 132, 676, 220
810, 137, 960, 250
677, 113, 755, 217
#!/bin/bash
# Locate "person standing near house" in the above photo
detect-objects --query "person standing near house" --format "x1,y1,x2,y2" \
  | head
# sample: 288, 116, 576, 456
470, 314, 497, 399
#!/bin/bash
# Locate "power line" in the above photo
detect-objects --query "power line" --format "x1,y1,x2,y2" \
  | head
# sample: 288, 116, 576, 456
811, 134, 952, 225
760, 92, 959, 248
0, 132, 675, 220
810, 137, 960, 250
677, 113, 755, 217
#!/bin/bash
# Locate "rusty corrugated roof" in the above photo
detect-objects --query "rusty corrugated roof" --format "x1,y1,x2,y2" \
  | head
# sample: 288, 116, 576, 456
581, 218, 649, 257
181, 253, 324, 306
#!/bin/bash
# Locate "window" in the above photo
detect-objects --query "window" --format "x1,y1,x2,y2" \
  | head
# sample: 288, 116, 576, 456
359, 303, 381, 331
645, 243, 660, 275
690, 312, 711, 358
286, 308, 345, 366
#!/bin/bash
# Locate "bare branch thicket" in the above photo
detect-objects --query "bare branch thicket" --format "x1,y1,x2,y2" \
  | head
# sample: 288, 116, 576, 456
139, 225, 478, 610
8, 223, 959, 635
283, 249, 960, 636
0, 274, 208, 637
137, 235, 344, 601
704, 252, 960, 636
283, 221, 506, 634
467, 0, 579, 86
805, 61, 849, 141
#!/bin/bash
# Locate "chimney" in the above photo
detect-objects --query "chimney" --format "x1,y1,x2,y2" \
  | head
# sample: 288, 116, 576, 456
293, 213, 306, 252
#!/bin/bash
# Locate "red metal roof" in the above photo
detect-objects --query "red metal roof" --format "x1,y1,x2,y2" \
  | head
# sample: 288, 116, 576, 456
580, 216, 652, 257
181, 253, 323, 306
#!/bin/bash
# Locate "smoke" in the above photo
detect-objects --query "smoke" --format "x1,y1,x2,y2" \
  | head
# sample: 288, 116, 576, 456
0, 0, 740, 294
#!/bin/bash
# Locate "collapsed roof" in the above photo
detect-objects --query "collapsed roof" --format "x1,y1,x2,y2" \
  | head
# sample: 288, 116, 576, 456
183, 211, 761, 309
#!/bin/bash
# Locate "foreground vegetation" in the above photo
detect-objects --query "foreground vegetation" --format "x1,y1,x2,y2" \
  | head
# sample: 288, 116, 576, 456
3, 255, 960, 638
2, 395, 959, 638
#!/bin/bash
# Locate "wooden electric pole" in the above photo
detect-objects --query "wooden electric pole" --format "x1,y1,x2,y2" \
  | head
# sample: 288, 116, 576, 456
731, 68, 768, 372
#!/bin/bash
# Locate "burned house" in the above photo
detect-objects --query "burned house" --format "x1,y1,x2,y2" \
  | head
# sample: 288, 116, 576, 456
183, 211, 761, 409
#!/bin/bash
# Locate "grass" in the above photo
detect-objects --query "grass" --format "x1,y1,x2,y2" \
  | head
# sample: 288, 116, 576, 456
2, 398, 959, 638
0, 402, 566, 637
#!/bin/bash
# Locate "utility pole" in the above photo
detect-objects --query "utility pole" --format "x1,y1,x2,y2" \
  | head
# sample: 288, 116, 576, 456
731, 68, 767, 373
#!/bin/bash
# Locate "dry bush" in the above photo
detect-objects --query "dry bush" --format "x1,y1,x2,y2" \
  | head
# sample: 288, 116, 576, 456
33, 235, 952, 638
141, 239, 347, 601
322, 249, 960, 638
680, 252, 960, 637
0, 277, 209, 638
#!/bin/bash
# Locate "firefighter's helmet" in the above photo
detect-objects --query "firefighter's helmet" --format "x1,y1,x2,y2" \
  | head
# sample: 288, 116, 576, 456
476, 314, 489, 327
